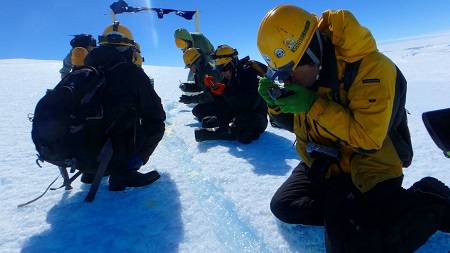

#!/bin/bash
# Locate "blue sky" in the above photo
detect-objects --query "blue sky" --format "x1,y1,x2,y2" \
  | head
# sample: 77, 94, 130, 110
2, 0, 450, 67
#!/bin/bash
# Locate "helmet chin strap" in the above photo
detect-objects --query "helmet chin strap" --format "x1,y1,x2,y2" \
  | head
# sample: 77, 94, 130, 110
305, 29, 323, 80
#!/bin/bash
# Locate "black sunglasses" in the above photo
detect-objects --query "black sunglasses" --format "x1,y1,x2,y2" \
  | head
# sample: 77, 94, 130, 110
220, 64, 231, 72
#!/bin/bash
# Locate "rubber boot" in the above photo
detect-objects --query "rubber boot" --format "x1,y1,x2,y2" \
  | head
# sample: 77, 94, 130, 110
194, 126, 236, 142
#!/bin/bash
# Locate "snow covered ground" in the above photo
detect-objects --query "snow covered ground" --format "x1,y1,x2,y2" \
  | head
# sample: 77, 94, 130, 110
1, 31, 450, 252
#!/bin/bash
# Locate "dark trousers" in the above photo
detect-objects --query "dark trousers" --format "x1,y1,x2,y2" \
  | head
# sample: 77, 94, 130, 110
230, 112, 268, 136
194, 101, 268, 136
270, 163, 324, 226
270, 162, 446, 252
192, 102, 229, 123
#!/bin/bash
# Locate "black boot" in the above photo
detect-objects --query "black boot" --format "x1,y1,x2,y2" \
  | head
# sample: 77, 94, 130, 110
81, 173, 95, 184
194, 127, 236, 142
236, 132, 260, 144
409, 177, 450, 232
81, 171, 110, 184
109, 169, 161, 191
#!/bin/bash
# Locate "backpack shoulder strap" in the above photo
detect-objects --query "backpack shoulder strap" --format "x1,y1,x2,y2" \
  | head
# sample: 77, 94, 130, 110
84, 138, 113, 202
243, 60, 267, 77
326, 39, 340, 103
343, 59, 363, 92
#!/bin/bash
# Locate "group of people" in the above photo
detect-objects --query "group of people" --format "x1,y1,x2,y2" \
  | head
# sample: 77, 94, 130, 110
175, 35, 269, 144
59, 5, 450, 252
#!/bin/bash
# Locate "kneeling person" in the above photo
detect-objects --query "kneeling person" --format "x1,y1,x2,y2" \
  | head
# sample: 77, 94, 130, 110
83, 21, 166, 191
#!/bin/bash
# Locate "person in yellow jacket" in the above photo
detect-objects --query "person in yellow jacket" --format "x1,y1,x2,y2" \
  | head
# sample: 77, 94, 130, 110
257, 5, 450, 252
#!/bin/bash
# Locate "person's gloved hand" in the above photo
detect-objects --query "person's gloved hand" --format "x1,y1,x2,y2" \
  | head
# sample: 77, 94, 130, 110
204, 75, 215, 87
179, 95, 193, 104
275, 84, 319, 114
201, 116, 220, 128
179, 81, 197, 92
307, 152, 331, 187
124, 155, 143, 170
179, 82, 187, 92
210, 82, 226, 95
203, 75, 226, 94
258, 77, 279, 108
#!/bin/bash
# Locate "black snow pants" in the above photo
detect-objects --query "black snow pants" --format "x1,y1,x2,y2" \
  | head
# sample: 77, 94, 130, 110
270, 162, 448, 252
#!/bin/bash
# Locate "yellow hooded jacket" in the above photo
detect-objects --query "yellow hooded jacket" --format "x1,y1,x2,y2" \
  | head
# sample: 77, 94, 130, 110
291, 10, 404, 193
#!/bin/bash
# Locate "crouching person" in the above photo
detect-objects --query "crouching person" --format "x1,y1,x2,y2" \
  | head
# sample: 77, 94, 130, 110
195, 45, 268, 144
257, 5, 450, 252
179, 48, 228, 122
83, 21, 166, 191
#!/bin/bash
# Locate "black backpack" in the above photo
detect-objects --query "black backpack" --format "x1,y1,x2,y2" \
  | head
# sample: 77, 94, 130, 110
23, 66, 113, 206
32, 66, 106, 168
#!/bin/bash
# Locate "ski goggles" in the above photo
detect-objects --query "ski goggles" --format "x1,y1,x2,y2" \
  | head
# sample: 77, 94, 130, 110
98, 34, 135, 46
266, 60, 295, 81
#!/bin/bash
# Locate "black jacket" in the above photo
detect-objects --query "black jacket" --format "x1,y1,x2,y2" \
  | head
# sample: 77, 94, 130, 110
183, 50, 224, 104
85, 46, 166, 169
219, 57, 268, 119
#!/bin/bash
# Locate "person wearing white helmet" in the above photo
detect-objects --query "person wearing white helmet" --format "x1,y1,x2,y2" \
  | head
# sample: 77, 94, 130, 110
257, 5, 450, 252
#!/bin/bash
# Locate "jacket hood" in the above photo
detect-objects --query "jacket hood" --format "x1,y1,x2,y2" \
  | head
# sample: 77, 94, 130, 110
174, 28, 193, 43
84, 45, 128, 68
318, 10, 377, 63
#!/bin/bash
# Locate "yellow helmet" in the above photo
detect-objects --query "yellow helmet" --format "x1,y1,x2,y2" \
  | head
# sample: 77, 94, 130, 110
257, 5, 319, 80
98, 21, 135, 46
183, 48, 202, 68
211, 45, 238, 70
133, 42, 144, 67
175, 37, 188, 50
174, 28, 193, 50
71, 47, 88, 67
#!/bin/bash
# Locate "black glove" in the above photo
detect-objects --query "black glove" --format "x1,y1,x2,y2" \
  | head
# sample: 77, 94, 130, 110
307, 152, 331, 187
201, 116, 220, 128
179, 83, 188, 92
179, 95, 192, 104
179, 81, 199, 92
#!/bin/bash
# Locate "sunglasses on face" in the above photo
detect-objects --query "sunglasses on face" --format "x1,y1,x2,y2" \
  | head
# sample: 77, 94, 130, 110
267, 60, 295, 81
220, 64, 231, 72
186, 58, 202, 70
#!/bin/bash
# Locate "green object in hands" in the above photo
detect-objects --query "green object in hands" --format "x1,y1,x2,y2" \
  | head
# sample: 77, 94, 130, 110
275, 84, 318, 114
258, 77, 279, 108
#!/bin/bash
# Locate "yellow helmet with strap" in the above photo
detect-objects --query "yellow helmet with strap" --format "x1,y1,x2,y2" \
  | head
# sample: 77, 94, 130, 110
211, 45, 238, 70
98, 21, 135, 47
183, 48, 202, 68
257, 5, 318, 80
